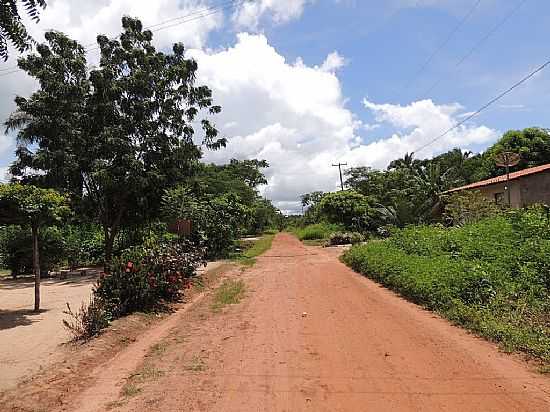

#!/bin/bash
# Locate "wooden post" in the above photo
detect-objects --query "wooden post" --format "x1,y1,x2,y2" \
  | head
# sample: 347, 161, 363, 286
32, 224, 40, 312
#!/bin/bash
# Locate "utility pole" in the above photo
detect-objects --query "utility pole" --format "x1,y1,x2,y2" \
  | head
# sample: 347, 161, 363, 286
495, 151, 520, 208
332, 162, 347, 191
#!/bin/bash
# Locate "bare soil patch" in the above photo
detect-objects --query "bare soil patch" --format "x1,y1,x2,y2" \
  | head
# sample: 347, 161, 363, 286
0, 261, 233, 412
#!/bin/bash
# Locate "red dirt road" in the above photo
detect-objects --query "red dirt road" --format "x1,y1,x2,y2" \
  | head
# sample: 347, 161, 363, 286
50, 234, 550, 411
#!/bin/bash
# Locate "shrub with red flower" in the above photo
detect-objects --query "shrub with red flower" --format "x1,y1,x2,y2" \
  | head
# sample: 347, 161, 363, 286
94, 239, 206, 317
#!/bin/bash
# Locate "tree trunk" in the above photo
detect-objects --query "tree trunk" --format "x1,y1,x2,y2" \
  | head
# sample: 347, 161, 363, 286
103, 226, 117, 272
32, 224, 40, 312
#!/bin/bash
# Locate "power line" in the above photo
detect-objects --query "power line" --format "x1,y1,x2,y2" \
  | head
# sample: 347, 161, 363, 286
0, 0, 242, 76
414, 58, 550, 154
419, 0, 528, 98
393, 0, 482, 99
83, 0, 240, 52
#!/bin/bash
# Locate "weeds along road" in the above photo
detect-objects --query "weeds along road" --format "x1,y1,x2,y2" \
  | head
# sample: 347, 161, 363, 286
32, 234, 550, 411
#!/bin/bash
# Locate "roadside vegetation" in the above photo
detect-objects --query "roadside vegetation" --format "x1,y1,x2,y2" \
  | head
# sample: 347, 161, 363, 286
0, 17, 282, 340
343, 206, 550, 363
211, 279, 246, 312
293, 128, 550, 244
232, 234, 275, 267
288, 128, 550, 364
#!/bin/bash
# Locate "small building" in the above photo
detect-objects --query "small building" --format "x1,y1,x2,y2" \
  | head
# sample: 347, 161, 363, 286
446, 163, 550, 208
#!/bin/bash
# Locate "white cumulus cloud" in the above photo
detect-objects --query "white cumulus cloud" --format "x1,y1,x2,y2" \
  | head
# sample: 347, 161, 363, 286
320, 51, 347, 72
232, 0, 311, 29
188, 33, 498, 213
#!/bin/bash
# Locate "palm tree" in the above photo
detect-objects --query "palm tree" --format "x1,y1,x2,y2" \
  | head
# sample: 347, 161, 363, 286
388, 152, 417, 171
414, 163, 457, 220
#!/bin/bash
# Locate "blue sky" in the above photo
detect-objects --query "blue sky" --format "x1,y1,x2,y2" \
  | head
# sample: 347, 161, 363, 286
0, 0, 548, 212
270, 0, 548, 144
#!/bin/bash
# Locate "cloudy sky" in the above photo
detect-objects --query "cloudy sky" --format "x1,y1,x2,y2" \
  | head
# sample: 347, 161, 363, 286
1, 0, 549, 213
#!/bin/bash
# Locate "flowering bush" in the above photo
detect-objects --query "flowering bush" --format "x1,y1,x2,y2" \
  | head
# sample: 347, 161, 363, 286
329, 232, 365, 246
94, 239, 206, 317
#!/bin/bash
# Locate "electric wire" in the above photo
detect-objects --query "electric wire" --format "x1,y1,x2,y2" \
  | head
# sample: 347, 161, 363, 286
393, 0, 482, 100
414, 58, 550, 154
419, 0, 528, 98
0, 0, 242, 76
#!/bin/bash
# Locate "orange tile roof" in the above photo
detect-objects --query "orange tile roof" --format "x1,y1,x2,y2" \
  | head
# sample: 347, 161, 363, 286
446, 163, 550, 193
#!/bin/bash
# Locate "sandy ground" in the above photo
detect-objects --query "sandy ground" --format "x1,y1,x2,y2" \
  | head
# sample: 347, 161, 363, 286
0, 261, 224, 392
0, 274, 97, 389
1, 235, 550, 411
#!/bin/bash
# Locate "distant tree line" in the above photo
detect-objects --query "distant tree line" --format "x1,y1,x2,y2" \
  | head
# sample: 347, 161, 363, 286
299, 127, 550, 231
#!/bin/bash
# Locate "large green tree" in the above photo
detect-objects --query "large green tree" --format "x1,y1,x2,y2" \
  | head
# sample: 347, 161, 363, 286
6, 18, 225, 265
162, 186, 250, 258
0, 183, 69, 311
0, 0, 46, 60
484, 127, 550, 176
318, 190, 373, 231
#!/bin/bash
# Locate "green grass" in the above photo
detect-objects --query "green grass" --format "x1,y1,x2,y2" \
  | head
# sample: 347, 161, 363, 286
291, 223, 344, 241
342, 207, 550, 365
232, 234, 274, 267
211, 279, 246, 312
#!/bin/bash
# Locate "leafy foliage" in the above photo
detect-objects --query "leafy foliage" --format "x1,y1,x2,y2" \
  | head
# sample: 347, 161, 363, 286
318, 190, 373, 231
342, 207, 550, 362
94, 239, 206, 318
484, 127, 550, 176
0, 0, 46, 60
162, 186, 250, 258
0, 183, 69, 309
6, 18, 225, 264
293, 223, 344, 240
443, 190, 501, 226
3, 226, 65, 276
328, 231, 365, 246
0, 183, 69, 227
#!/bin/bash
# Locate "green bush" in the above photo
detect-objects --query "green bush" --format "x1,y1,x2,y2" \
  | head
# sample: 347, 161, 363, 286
318, 190, 373, 231
162, 187, 250, 259
342, 206, 550, 362
294, 223, 344, 240
94, 239, 206, 317
328, 232, 365, 246
2, 226, 65, 276
62, 224, 105, 268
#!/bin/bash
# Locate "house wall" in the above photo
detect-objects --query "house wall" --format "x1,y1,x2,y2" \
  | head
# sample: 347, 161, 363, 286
519, 170, 550, 206
475, 170, 550, 208
478, 181, 522, 208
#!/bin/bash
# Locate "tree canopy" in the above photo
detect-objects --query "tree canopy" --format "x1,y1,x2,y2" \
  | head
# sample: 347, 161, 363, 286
0, 0, 46, 60
0, 183, 69, 311
6, 17, 225, 263
297, 127, 550, 231
0, 183, 69, 227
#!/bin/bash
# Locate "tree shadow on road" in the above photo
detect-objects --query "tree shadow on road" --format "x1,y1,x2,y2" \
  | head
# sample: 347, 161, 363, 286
0, 309, 49, 331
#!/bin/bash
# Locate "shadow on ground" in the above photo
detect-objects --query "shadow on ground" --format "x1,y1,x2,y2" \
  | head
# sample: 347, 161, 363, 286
0, 309, 50, 331
0, 275, 98, 291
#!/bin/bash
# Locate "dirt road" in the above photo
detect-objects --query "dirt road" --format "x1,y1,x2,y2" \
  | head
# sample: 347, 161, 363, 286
5, 233, 550, 411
